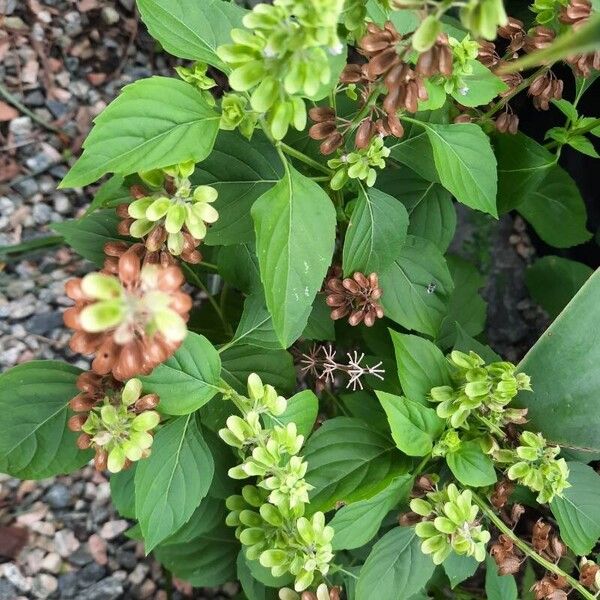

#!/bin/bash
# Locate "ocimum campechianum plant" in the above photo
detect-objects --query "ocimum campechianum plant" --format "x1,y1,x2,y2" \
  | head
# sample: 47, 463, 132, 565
1, 0, 599, 597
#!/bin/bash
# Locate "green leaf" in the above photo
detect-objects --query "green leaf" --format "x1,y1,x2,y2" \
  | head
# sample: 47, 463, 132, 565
356, 527, 435, 600
390, 331, 453, 405
342, 186, 408, 276
304, 417, 409, 512
526, 256, 593, 319
517, 268, 600, 453
443, 553, 478, 588
217, 242, 261, 295
52, 210, 126, 267
162, 495, 225, 546
139, 332, 222, 416
252, 164, 336, 347
61, 77, 220, 188
551, 462, 600, 555
220, 345, 296, 396
419, 122, 498, 216
517, 165, 591, 248
567, 134, 599, 158
330, 475, 413, 551
494, 132, 556, 214
232, 293, 281, 350
376, 391, 444, 456
484, 554, 518, 600
137, 0, 245, 70
263, 389, 318, 439
551, 99, 578, 122
194, 132, 283, 246
154, 524, 238, 586
302, 294, 335, 341
453, 325, 501, 363
450, 61, 507, 107
0, 361, 91, 479
377, 168, 456, 253
437, 256, 487, 348
135, 414, 214, 552
446, 440, 497, 487
236, 553, 279, 600
83, 174, 130, 216
380, 235, 453, 337
110, 467, 136, 519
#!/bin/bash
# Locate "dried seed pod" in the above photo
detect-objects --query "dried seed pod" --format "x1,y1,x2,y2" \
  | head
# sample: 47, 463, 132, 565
559, 0, 592, 26
495, 111, 519, 134
580, 559, 600, 589
478, 40, 500, 69
490, 479, 515, 508
532, 519, 552, 553
355, 118, 375, 149
325, 271, 384, 327
524, 26, 555, 52
308, 106, 336, 122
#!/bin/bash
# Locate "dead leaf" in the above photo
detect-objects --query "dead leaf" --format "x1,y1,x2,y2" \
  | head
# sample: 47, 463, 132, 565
0, 526, 29, 559
0, 101, 19, 121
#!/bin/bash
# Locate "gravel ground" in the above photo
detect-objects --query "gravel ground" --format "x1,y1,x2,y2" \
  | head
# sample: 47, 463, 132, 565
0, 1, 549, 599
0, 1, 239, 598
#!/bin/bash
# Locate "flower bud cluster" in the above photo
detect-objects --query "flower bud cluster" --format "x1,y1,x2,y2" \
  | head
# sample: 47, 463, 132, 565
217, 0, 344, 139
411, 483, 491, 564
495, 431, 570, 504
64, 252, 191, 381
175, 62, 216, 106
221, 374, 334, 592
442, 36, 480, 97
580, 558, 600, 591
219, 93, 258, 139
120, 161, 219, 259
69, 377, 160, 473
328, 136, 390, 189
429, 350, 531, 430
279, 582, 341, 600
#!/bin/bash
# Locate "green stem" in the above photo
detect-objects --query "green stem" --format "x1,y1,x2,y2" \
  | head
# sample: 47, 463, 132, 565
0, 235, 64, 258
181, 263, 232, 337
482, 67, 548, 119
279, 142, 333, 175
331, 565, 359, 580
472, 491, 595, 600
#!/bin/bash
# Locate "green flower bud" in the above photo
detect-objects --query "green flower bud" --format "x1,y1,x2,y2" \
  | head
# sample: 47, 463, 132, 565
146, 197, 171, 221
121, 378, 142, 406
80, 300, 126, 333
410, 498, 433, 516
107, 445, 126, 473
154, 308, 187, 342
131, 410, 160, 432
230, 60, 267, 91
128, 198, 153, 219
412, 15, 442, 52
260, 549, 288, 568
81, 273, 122, 301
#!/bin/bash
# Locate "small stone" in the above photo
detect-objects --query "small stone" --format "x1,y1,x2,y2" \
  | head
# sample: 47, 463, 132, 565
99, 520, 128, 540
8, 116, 32, 139
101, 6, 120, 24
41, 552, 62, 574
54, 529, 80, 558
24, 91, 45, 107
115, 548, 136, 570
137, 578, 156, 599
13, 178, 39, 199
79, 562, 106, 587
26, 312, 64, 336
44, 483, 72, 509
32, 203, 53, 225
68, 546, 93, 566
16, 503, 48, 525
118, 0, 135, 10
79, 577, 123, 600
1, 563, 31, 592
30, 521, 55, 536
25, 548, 46, 574
31, 573, 57, 598
45, 99, 69, 119
0, 579, 17, 600
57, 572, 78, 599
88, 534, 108, 565
128, 563, 149, 586
53, 193, 71, 214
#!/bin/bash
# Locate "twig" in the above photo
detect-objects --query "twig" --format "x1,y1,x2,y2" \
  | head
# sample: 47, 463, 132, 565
0, 81, 63, 134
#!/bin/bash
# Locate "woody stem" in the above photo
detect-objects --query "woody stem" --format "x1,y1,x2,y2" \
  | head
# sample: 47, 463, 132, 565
472, 491, 595, 600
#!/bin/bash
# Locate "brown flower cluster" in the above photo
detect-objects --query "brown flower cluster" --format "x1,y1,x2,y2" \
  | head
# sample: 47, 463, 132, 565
528, 72, 563, 110
64, 250, 191, 381
117, 184, 203, 264
531, 573, 569, 600
67, 372, 160, 471
560, 0, 600, 76
490, 534, 523, 575
325, 271, 383, 327
580, 559, 600, 590
308, 106, 344, 155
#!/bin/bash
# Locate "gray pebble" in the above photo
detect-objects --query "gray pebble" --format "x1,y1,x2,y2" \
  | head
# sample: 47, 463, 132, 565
0, 579, 17, 600
79, 577, 123, 600
44, 483, 72, 508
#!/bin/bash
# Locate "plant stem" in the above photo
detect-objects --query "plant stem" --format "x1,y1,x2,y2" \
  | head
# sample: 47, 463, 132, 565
0, 235, 64, 258
181, 263, 232, 337
472, 491, 595, 600
483, 67, 548, 119
164, 569, 173, 600
279, 142, 333, 175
